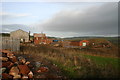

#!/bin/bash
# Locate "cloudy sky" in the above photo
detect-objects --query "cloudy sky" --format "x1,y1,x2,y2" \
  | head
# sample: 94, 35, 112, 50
0, 1, 118, 38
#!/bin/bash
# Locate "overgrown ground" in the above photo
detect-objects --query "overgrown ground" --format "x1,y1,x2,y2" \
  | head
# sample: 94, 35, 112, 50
18, 44, 120, 79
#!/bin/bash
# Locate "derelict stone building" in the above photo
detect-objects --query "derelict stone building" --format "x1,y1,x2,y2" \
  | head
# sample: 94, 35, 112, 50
10, 29, 29, 42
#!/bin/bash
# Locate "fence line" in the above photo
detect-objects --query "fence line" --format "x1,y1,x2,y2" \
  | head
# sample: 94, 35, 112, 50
0, 37, 20, 51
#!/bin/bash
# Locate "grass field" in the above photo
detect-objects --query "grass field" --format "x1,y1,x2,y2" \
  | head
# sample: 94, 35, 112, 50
20, 44, 120, 78
82, 54, 120, 69
50, 53, 120, 78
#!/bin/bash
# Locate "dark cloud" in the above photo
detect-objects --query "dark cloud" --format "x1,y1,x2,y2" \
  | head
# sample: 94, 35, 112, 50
41, 2, 118, 36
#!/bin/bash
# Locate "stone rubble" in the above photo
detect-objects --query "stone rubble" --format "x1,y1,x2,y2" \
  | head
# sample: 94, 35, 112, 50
0, 49, 67, 80
0, 49, 34, 79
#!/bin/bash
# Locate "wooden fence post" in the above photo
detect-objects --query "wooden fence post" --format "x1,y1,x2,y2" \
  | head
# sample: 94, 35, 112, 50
74, 56, 78, 66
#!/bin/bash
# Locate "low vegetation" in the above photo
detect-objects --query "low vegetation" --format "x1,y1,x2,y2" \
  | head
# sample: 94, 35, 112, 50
19, 44, 120, 79
82, 54, 120, 69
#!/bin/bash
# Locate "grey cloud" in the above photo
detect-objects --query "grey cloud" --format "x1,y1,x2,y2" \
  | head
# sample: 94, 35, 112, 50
40, 2, 118, 36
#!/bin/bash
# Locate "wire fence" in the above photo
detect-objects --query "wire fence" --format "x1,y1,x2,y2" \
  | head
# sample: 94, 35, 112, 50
0, 37, 20, 51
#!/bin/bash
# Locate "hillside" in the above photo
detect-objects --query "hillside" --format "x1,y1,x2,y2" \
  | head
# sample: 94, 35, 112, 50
63, 37, 119, 47
0, 33, 10, 37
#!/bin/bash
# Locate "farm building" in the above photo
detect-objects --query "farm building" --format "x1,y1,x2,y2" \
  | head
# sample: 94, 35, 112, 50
80, 40, 89, 47
10, 29, 30, 42
34, 33, 52, 44
70, 40, 89, 47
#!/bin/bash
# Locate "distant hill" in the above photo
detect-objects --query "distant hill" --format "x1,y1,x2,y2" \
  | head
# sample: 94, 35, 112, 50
0, 33, 10, 37
47, 36, 61, 40
63, 36, 102, 41
63, 36, 118, 40
63, 36, 119, 47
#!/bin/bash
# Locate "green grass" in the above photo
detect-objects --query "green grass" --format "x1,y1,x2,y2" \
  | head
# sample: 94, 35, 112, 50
49, 59, 79, 78
49, 54, 120, 78
82, 54, 120, 69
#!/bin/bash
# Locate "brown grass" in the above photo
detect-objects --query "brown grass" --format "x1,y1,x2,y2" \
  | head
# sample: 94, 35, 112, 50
18, 44, 120, 78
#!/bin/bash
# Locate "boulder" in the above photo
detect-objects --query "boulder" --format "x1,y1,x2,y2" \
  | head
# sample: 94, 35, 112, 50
18, 65, 30, 75
28, 71, 33, 78
9, 66, 20, 77
9, 56, 18, 63
0, 57, 8, 61
37, 67, 49, 73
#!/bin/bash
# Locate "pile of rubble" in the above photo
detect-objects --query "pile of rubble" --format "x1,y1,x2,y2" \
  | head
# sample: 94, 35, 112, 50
0, 49, 50, 79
